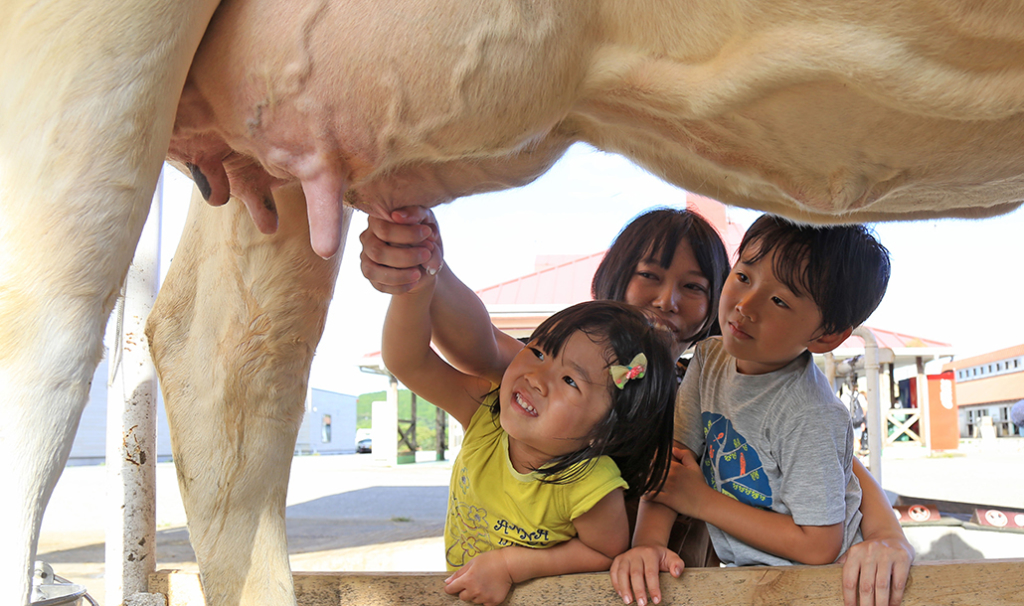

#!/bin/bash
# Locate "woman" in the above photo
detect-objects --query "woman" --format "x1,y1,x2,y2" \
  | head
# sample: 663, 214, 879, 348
359, 205, 914, 606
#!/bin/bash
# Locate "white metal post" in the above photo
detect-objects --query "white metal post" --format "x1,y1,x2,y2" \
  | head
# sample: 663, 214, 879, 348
105, 173, 163, 605
917, 357, 932, 453
854, 327, 882, 483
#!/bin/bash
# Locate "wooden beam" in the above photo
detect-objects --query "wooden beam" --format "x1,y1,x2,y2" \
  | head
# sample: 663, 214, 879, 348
151, 559, 1023, 605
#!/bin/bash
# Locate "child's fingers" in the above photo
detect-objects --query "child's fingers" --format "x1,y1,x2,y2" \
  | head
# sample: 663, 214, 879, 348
421, 239, 445, 276
667, 553, 685, 578
642, 562, 663, 605
443, 572, 466, 595
839, 551, 870, 606
888, 556, 911, 606
628, 565, 653, 606
672, 446, 698, 467
609, 558, 635, 604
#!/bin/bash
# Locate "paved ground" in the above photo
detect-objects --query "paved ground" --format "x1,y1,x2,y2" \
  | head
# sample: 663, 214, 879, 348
36, 440, 1024, 605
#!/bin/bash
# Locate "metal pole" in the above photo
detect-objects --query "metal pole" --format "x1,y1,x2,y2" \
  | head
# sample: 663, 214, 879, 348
918, 357, 932, 453
105, 172, 162, 605
853, 327, 882, 483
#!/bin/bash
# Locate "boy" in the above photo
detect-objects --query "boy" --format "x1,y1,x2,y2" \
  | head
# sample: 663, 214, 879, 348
611, 214, 891, 606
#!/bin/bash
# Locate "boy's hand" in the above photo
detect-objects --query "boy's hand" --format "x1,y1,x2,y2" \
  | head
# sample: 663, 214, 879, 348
359, 206, 444, 294
651, 447, 710, 519
836, 535, 913, 606
610, 545, 683, 606
444, 549, 514, 606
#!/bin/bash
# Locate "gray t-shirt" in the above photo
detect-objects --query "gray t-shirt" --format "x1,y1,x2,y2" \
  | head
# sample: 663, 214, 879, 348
675, 338, 863, 566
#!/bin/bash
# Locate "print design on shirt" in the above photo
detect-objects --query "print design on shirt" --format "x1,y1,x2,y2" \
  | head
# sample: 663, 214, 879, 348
701, 412, 773, 508
446, 464, 493, 568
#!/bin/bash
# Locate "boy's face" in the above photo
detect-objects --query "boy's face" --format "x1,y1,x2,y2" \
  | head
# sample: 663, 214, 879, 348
718, 245, 836, 375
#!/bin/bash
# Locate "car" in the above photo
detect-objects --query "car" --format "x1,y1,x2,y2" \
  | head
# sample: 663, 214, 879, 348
356, 437, 372, 453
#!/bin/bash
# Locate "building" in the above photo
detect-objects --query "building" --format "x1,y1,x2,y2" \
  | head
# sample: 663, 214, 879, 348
70, 347, 358, 465
294, 388, 359, 455
942, 344, 1024, 438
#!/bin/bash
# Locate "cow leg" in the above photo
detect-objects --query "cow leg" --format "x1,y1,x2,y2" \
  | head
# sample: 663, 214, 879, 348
0, 2, 219, 604
147, 183, 343, 606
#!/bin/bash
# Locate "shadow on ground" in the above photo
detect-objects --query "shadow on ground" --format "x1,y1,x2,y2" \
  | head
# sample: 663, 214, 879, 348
38, 486, 448, 565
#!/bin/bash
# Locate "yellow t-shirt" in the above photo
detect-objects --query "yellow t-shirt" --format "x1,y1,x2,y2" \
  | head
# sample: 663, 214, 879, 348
444, 396, 628, 570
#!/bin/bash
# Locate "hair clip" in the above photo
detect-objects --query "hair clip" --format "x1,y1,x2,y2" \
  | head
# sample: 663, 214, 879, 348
610, 353, 647, 389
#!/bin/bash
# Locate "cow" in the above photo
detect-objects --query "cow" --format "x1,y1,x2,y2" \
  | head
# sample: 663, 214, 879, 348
3, 0, 1024, 604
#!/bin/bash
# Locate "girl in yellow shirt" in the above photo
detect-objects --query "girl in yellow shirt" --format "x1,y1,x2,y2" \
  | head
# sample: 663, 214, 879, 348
384, 289, 676, 606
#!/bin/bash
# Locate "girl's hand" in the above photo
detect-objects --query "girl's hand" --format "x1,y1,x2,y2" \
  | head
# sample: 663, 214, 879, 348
610, 545, 683, 606
359, 206, 444, 294
651, 447, 710, 519
836, 534, 914, 606
444, 549, 514, 606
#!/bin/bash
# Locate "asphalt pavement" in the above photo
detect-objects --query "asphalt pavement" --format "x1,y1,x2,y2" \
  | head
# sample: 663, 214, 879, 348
36, 439, 1024, 605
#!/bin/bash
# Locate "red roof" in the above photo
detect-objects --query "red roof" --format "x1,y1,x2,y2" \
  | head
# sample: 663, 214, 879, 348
839, 328, 952, 351
477, 251, 604, 305
477, 193, 745, 306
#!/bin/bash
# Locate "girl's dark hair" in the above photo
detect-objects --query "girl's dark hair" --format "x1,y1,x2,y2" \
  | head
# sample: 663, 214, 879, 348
592, 207, 731, 345
489, 300, 676, 500
738, 214, 891, 336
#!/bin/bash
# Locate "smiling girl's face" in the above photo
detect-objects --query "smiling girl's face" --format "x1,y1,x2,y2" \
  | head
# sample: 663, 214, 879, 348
623, 239, 711, 358
498, 331, 613, 473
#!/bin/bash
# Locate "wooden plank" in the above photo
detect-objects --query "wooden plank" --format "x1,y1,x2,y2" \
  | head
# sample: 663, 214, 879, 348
151, 559, 1023, 605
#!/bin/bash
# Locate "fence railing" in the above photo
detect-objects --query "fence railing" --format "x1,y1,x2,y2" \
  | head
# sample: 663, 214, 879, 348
151, 559, 1023, 606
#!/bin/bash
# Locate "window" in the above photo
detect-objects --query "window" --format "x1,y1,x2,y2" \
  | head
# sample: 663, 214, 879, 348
321, 414, 332, 443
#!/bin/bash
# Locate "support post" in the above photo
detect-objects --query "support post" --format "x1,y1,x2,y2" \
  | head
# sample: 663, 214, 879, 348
105, 173, 162, 604
436, 406, 447, 461
917, 357, 932, 452
823, 352, 836, 392
853, 327, 882, 483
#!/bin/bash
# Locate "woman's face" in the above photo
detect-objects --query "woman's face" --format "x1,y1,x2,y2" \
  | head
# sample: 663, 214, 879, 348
623, 239, 711, 358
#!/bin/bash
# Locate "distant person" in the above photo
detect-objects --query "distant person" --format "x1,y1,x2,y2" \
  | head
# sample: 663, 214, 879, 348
381, 278, 677, 605
361, 206, 915, 606
1011, 400, 1024, 436
612, 216, 891, 602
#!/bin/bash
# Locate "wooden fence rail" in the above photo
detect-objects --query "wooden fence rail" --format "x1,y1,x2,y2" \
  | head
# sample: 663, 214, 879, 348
151, 559, 1022, 605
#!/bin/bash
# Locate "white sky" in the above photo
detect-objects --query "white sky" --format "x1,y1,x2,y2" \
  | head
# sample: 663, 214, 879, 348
155, 143, 1024, 397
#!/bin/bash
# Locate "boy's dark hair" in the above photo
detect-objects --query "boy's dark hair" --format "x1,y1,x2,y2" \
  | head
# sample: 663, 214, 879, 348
488, 300, 676, 500
738, 215, 891, 336
592, 207, 731, 345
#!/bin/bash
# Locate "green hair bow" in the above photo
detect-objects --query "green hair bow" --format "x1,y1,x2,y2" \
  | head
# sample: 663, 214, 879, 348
610, 353, 647, 389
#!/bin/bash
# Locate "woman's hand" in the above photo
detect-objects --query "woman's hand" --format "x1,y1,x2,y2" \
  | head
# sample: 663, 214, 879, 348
444, 549, 514, 606
359, 206, 444, 294
836, 534, 914, 606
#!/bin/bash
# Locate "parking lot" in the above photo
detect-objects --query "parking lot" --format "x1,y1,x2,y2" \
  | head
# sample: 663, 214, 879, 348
37, 439, 1024, 605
